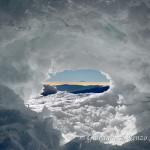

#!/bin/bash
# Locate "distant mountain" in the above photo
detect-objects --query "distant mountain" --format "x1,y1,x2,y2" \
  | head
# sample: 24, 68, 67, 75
41, 84, 110, 96
56, 84, 98, 93
79, 80, 86, 82
72, 86, 109, 94
56, 84, 109, 94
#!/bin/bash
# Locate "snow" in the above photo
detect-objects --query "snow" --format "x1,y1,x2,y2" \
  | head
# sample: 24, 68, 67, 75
0, 0, 150, 149
26, 91, 137, 145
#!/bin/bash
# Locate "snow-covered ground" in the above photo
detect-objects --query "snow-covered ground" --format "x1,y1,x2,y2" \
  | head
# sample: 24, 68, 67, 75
1, 0, 150, 149
26, 91, 137, 145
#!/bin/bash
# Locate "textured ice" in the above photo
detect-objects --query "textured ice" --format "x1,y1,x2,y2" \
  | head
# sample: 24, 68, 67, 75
26, 91, 137, 145
1, 0, 150, 149
0, 84, 62, 150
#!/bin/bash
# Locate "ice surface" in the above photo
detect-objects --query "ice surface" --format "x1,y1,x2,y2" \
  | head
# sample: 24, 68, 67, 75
0, 84, 62, 150
0, 0, 150, 149
26, 91, 137, 145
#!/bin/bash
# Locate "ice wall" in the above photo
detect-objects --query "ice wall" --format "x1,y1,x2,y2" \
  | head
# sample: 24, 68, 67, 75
0, 0, 150, 149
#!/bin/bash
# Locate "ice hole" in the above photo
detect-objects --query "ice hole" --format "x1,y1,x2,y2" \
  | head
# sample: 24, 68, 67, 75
41, 69, 110, 96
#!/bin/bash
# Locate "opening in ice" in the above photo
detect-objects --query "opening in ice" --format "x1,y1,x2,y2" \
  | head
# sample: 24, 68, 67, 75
27, 69, 115, 145
41, 69, 110, 96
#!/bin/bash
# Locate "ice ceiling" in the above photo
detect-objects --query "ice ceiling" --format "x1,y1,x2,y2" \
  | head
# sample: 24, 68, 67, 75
0, 0, 150, 149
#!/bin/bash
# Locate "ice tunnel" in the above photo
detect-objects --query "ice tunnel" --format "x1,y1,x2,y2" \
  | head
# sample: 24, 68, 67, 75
0, 0, 150, 150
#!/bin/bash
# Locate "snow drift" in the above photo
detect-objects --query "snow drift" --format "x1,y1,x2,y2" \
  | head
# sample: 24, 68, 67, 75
0, 0, 150, 149
0, 84, 62, 150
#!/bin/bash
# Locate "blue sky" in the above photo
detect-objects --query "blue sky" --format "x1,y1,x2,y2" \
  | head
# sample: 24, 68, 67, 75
47, 69, 109, 82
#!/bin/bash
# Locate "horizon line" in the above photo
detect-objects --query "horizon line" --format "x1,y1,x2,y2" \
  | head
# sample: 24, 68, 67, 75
42, 81, 110, 86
